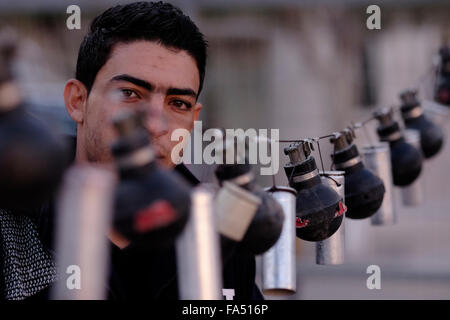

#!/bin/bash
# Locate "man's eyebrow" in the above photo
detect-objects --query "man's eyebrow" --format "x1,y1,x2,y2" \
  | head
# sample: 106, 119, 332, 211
110, 74, 198, 99
167, 88, 197, 99
110, 74, 153, 91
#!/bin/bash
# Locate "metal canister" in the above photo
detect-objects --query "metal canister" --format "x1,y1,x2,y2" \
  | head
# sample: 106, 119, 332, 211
316, 171, 345, 265
261, 186, 297, 295
401, 129, 424, 206
362, 143, 396, 225
214, 181, 260, 242
176, 186, 223, 300
52, 165, 116, 300
423, 100, 449, 126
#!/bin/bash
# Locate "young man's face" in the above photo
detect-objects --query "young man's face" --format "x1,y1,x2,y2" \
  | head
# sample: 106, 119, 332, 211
66, 40, 202, 168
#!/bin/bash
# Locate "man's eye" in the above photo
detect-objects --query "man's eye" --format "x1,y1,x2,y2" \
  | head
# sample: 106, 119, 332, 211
120, 89, 139, 99
170, 99, 192, 110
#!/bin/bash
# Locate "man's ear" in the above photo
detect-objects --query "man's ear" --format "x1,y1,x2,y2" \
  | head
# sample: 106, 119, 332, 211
64, 79, 88, 124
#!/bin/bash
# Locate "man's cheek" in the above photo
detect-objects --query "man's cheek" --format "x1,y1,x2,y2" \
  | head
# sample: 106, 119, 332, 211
168, 110, 195, 127
164, 139, 178, 159
164, 139, 183, 167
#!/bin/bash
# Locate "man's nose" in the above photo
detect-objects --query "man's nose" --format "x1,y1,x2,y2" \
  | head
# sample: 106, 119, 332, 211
143, 99, 168, 138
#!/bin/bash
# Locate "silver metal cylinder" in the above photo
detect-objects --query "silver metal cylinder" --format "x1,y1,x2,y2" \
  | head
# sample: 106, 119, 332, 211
401, 129, 424, 206
214, 181, 260, 241
261, 186, 297, 296
176, 186, 223, 300
316, 171, 345, 265
52, 165, 116, 300
362, 143, 396, 226
423, 100, 449, 126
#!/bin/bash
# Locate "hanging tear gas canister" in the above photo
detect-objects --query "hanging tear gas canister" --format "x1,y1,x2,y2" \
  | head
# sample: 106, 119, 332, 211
435, 46, 450, 106
0, 32, 67, 209
111, 110, 191, 250
361, 143, 396, 226
399, 89, 444, 158
0, 104, 68, 211
283, 141, 344, 242
214, 179, 261, 263
176, 186, 223, 300
261, 186, 297, 295
330, 130, 385, 219
215, 163, 284, 255
52, 165, 116, 300
316, 171, 346, 265
215, 180, 261, 242
401, 129, 424, 206
374, 108, 423, 186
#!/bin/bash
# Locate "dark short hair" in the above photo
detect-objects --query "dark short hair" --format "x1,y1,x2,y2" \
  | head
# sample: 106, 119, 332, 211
75, 1, 207, 97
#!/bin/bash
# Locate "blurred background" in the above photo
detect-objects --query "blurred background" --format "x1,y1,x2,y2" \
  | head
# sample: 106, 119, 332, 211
1, 0, 450, 299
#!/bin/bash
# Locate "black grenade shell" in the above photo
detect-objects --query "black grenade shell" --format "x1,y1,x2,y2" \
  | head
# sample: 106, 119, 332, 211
215, 163, 285, 255
0, 105, 68, 210
389, 138, 423, 186
343, 163, 385, 219
284, 156, 342, 242
333, 145, 385, 219
294, 182, 343, 242
376, 122, 423, 186
403, 115, 444, 158
239, 186, 284, 255
328, 201, 345, 236
435, 80, 450, 106
114, 166, 191, 250
435, 47, 450, 106
112, 116, 191, 250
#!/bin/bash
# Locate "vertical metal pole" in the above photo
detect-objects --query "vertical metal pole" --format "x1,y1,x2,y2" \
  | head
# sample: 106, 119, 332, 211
52, 165, 116, 300
316, 171, 345, 265
401, 129, 424, 206
261, 186, 297, 295
176, 186, 223, 299
362, 143, 397, 225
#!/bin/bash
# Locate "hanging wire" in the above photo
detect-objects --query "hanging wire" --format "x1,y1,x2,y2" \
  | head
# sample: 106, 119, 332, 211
361, 115, 376, 126
351, 120, 375, 148
252, 135, 279, 189
279, 139, 303, 143
287, 161, 296, 186
317, 133, 336, 140
315, 138, 326, 174
276, 57, 440, 160
323, 174, 341, 187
